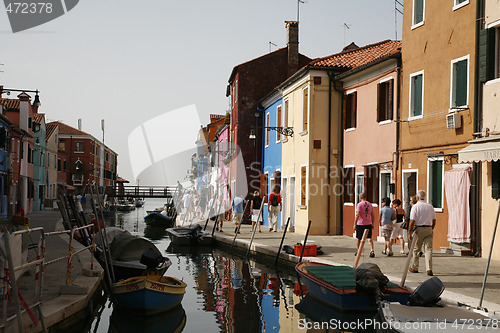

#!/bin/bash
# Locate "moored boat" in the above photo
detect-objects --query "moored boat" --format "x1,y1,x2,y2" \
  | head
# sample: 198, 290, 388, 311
295, 262, 411, 311
112, 273, 187, 315
166, 224, 213, 246
144, 211, 175, 228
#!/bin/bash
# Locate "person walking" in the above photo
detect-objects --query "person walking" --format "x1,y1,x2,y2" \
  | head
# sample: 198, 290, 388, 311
354, 192, 376, 257
408, 190, 436, 276
231, 194, 245, 234
216, 194, 226, 232
250, 190, 263, 233
391, 199, 407, 254
379, 197, 396, 256
268, 185, 282, 232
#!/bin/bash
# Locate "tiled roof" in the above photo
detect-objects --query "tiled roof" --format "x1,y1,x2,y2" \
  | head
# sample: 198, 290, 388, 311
0, 98, 20, 110
210, 114, 225, 119
309, 40, 402, 71
45, 122, 58, 140
49, 121, 91, 136
116, 177, 129, 183
33, 113, 45, 124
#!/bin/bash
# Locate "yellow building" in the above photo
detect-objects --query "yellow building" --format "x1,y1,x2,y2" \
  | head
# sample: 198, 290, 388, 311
399, 0, 478, 252
458, 0, 500, 261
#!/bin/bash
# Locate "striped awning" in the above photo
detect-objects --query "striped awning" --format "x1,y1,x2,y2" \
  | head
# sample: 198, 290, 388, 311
458, 137, 500, 163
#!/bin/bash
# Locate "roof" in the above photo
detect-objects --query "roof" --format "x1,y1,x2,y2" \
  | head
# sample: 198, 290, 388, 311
48, 121, 92, 136
0, 98, 20, 110
116, 177, 129, 183
33, 113, 45, 124
210, 114, 225, 120
228, 47, 288, 82
45, 122, 58, 140
308, 40, 401, 70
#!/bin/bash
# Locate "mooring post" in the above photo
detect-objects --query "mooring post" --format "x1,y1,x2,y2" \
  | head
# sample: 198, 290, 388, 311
246, 204, 264, 256
353, 229, 369, 269
232, 200, 249, 247
299, 220, 312, 263
275, 217, 291, 266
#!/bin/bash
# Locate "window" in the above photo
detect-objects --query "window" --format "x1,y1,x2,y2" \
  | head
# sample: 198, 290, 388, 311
301, 166, 307, 206
106, 152, 109, 162
377, 80, 393, 122
493, 161, 500, 199
27, 146, 32, 163
365, 165, 379, 204
412, 0, 424, 28
410, 71, 424, 118
260, 173, 269, 200
302, 87, 309, 132
355, 174, 364, 205
380, 172, 392, 204
428, 158, 444, 209
0, 128, 6, 149
284, 99, 289, 127
234, 80, 238, 104
344, 91, 357, 130
54, 155, 57, 169
276, 105, 282, 142
265, 113, 270, 146
274, 170, 281, 190
75, 141, 84, 152
57, 158, 61, 172
63, 160, 67, 172
451, 56, 469, 108
343, 167, 355, 203
453, 0, 468, 10
28, 117, 32, 129
47, 153, 50, 168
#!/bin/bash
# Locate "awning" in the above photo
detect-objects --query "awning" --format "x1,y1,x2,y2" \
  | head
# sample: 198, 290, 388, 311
458, 138, 500, 163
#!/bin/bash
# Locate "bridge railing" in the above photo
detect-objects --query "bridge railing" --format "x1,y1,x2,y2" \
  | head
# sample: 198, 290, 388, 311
109, 185, 178, 198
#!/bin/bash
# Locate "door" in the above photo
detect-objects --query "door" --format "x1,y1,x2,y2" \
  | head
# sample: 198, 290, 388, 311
289, 177, 295, 231
282, 178, 288, 229
402, 170, 418, 212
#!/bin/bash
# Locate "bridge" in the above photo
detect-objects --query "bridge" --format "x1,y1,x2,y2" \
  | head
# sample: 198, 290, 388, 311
108, 185, 181, 199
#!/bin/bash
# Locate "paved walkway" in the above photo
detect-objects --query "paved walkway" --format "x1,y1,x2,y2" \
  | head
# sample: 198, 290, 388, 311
209, 222, 500, 313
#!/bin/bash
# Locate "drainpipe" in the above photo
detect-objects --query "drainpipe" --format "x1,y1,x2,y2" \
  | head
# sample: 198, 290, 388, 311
331, 72, 344, 235
395, 56, 401, 196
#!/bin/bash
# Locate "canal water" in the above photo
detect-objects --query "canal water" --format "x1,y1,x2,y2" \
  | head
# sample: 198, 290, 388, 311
84, 198, 377, 333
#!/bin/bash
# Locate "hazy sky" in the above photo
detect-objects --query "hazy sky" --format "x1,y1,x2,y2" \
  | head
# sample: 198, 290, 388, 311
0, 0, 402, 185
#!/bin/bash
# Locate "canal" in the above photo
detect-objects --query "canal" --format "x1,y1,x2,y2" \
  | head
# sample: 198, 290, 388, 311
83, 198, 377, 333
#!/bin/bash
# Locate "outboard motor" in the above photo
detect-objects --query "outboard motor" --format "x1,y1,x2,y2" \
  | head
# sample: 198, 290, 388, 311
355, 263, 389, 300
408, 277, 444, 306
140, 248, 164, 271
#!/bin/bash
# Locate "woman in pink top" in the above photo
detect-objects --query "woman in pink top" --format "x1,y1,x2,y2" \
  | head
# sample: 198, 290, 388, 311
353, 192, 376, 257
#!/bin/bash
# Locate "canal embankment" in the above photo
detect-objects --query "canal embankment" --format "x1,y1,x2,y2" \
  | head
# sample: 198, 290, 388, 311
211, 223, 500, 314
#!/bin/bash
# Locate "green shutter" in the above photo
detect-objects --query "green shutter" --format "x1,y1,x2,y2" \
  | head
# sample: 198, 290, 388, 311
455, 59, 468, 107
412, 75, 423, 116
414, 0, 424, 24
430, 160, 443, 208
479, 29, 496, 82
493, 161, 500, 199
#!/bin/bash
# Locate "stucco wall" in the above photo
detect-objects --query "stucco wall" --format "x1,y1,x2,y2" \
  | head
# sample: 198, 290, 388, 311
482, 80, 500, 133
481, 162, 500, 261
485, 0, 500, 26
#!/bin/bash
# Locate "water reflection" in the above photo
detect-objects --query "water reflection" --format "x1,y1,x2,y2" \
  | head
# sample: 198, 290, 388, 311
109, 305, 186, 333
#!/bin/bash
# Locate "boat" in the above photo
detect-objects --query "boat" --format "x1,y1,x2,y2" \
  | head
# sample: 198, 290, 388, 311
95, 227, 171, 281
134, 198, 145, 208
144, 211, 175, 228
109, 304, 186, 333
115, 202, 135, 212
377, 301, 500, 332
295, 262, 411, 311
165, 224, 213, 246
112, 273, 187, 315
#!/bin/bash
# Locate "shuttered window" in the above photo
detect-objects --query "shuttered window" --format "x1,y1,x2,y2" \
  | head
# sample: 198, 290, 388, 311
452, 57, 468, 108
364, 165, 379, 204
276, 105, 282, 142
493, 161, 500, 199
344, 92, 357, 129
301, 166, 306, 206
377, 80, 394, 122
410, 72, 423, 118
413, 0, 424, 26
266, 113, 270, 146
343, 167, 355, 203
303, 87, 309, 131
260, 173, 269, 202
274, 170, 281, 190
428, 159, 443, 209
284, 99, 289, 127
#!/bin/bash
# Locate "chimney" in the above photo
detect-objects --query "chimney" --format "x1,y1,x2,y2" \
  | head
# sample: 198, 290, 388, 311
286, 21, 299, 77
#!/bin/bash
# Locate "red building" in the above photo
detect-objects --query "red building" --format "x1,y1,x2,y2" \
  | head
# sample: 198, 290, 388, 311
226, 21, 312, 198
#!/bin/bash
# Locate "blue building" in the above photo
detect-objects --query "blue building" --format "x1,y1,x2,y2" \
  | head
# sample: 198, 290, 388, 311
0, 113, 11, 219
259, 90, 282, 229
33, 114, 46, 211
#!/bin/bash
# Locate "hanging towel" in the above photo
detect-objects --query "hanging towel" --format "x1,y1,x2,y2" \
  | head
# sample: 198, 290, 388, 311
444, 167, 471, 243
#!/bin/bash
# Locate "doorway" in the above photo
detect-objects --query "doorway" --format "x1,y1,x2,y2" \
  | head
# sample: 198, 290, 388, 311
402, 170, 418, 212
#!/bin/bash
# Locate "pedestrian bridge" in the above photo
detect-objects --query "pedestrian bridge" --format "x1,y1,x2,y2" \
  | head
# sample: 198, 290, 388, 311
108, 185, 179, 198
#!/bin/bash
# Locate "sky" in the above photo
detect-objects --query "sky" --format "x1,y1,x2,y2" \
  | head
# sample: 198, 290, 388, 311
0, 0, 402, 185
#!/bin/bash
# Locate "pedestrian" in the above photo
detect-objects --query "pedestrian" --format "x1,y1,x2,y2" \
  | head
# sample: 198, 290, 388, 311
406, 195, 418, 254
353, 192, 375, 257
408, 190, 436, 276
268, 185, 282, 232
391, 199, 407, 254
250, 190, 263, 233
231, 194, 245, 234
379, 197, 396, 256
216, 194, 226, 232
182, 191, 193, 221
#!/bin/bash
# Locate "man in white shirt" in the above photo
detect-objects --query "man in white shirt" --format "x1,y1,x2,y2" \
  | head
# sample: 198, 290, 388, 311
408, 190, 436, 276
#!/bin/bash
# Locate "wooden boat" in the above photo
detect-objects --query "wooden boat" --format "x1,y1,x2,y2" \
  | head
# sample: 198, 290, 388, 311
144, 211, 175, 228
112, 273, 187, 315
109, 305, 186, 333
165, 224, 213, 246
95, 227, 171, 281
377, 301, 500, 332
295, 262, 411, 311
115, 203, 135, 212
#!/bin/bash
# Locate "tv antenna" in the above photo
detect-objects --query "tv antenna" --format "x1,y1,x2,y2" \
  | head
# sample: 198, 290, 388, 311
269, 41, 277, 53
395, 0, 403, 40
297, 0, 306, 21
0, 63, 4, 73
343, 23, 351, 47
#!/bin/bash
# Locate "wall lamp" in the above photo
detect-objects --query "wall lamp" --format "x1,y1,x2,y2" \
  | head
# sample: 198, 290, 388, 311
249, 126, 294, 139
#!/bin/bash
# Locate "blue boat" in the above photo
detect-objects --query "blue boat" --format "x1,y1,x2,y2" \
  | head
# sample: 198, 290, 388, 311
112, 273, 187, 315
144, 212, 175, 228
295, 262, 410, 311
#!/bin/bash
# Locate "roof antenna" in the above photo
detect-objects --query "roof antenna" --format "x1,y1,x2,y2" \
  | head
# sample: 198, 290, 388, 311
297, 0, 305, 21
395, 0, 403, 40
343, 23, 351, 47
0, 63, 4, 73
269, 41, 277, 53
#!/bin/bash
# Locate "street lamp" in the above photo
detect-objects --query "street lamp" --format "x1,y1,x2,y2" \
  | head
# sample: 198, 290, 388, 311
249, 126, 294, 139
